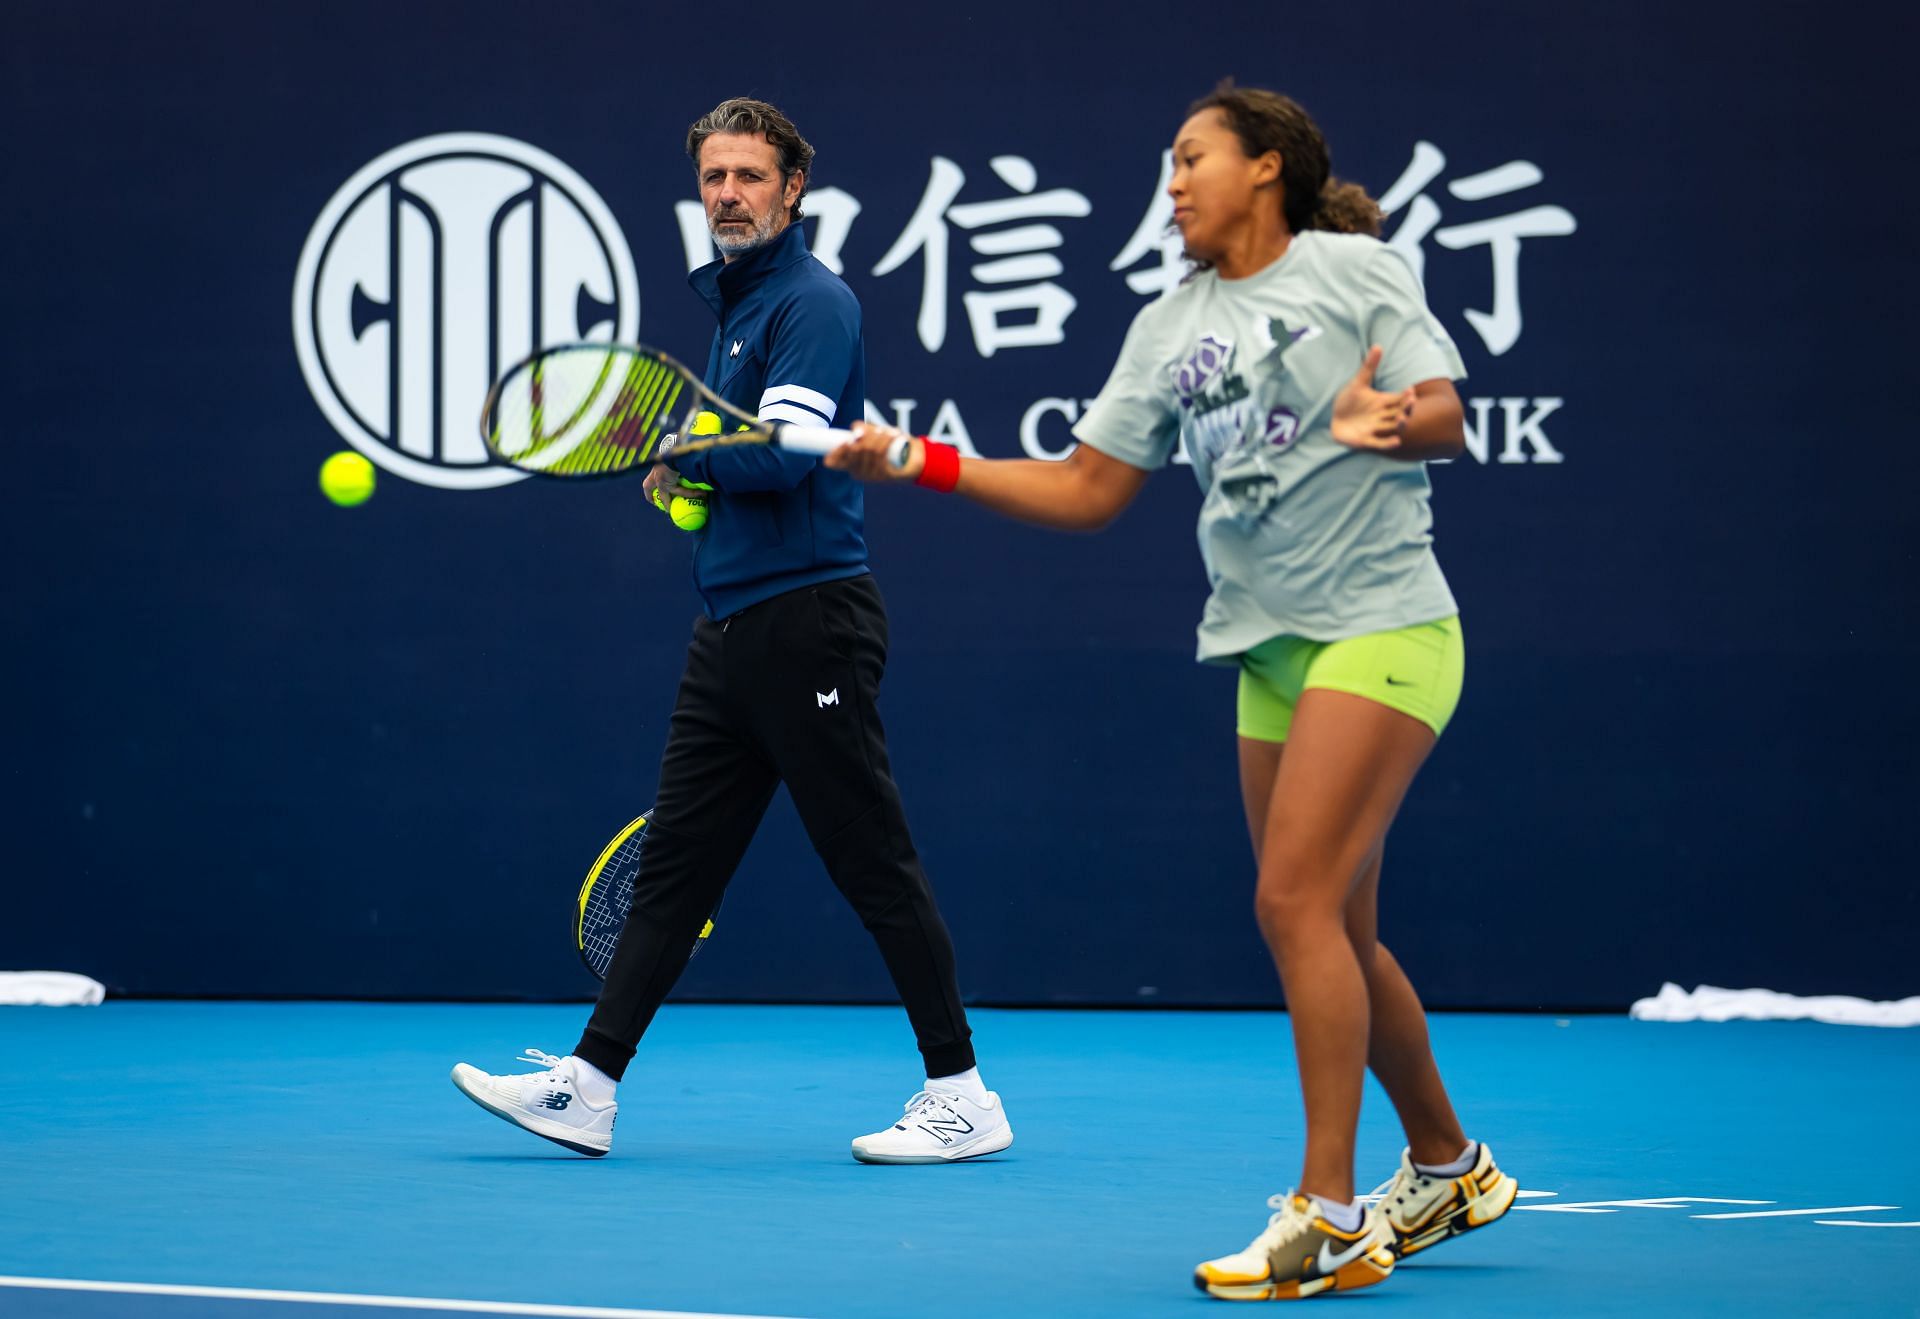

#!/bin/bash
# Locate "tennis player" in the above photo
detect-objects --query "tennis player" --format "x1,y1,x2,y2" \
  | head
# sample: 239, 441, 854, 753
452, 98, 1010, 1166
828, 83, 1515, 1297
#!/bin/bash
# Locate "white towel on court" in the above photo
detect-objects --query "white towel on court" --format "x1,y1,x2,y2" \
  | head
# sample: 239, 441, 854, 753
0, 972, 106, 1006
1631, 981, 1920, 1027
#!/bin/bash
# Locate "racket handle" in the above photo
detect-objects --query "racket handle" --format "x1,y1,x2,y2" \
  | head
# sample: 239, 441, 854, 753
777, 425, 917, 471
774, 425, 857, 454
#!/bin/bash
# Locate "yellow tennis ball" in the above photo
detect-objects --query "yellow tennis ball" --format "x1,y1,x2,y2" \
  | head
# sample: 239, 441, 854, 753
668, 493, 709, 531
319, 451, 375, 507
689, 410, 724, 436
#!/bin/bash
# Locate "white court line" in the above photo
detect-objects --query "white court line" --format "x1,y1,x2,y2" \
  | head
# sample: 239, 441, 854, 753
1515, 1197, 1772, 1213
1693, 1205, 1897, 1220
0, 1277, 804, 1319
1514, 1206, 1614, 1214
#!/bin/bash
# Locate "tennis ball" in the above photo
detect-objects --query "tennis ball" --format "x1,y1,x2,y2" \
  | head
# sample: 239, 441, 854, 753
668, 493, 709, 531
319, 451, 375, 507
666, 480, 713, 532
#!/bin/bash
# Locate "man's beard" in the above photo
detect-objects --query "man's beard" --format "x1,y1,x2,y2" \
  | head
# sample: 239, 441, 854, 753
709, 205, 780, 256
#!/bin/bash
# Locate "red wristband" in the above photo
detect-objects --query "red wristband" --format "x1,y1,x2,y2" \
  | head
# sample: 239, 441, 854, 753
915, 439, 961, 493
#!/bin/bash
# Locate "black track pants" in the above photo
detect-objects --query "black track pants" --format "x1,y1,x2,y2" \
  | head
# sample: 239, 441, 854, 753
575, 574, 975, 1081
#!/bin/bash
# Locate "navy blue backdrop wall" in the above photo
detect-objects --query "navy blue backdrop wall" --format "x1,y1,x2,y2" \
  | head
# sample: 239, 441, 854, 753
4, 2, 1914, 1008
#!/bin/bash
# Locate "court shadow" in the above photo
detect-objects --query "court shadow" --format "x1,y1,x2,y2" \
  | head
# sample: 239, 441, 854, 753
1182, 1260, 1529, 1305
825, 1155, 1018, 1169
450, 1153, 600, 1163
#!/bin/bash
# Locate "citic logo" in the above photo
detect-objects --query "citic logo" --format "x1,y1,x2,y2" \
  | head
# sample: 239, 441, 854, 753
292, 132, 639, 489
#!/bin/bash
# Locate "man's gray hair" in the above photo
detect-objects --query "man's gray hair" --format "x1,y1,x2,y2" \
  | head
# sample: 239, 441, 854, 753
685, 97, 815, 223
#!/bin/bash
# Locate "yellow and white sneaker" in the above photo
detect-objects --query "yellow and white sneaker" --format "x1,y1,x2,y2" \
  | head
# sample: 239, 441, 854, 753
1193, 1193, 1396, 1301
1373, 1141, 1518, 1258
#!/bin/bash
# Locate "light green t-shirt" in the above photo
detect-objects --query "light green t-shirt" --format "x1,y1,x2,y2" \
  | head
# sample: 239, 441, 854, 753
1073, 230, 1466, 662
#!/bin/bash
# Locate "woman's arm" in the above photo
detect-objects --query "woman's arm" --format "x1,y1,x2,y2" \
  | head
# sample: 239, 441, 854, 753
824, 427, 1152, 533
1388, 378, 1466, 463
1330, 347, 1466, 462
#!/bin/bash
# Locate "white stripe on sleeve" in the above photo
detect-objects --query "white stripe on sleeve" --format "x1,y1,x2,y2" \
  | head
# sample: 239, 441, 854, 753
759, 403, 829, 428
758, 384, 836, 424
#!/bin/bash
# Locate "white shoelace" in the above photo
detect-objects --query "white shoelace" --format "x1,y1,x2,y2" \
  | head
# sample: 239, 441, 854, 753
1244, 1192, 1308, 1252
1368, 1166, 1438, 1213
899, 1089, 962, 1127
515, 1047, 567, 1078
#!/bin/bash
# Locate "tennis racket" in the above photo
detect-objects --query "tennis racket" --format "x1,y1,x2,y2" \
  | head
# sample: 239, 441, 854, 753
480, 340, 908, 478
573, 810, 720, 981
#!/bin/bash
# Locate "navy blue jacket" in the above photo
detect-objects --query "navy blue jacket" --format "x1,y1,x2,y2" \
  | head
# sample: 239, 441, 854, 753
671, 224, 868, 619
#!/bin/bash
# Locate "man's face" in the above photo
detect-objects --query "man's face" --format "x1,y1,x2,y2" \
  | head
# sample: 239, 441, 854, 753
698, 132, 801, 259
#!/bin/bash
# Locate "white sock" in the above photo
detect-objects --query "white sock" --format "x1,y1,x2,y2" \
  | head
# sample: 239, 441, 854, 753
927, 1066, 989, 1104
1413, 1139, 1479, 1177
1310, 1194, 1364, 1232
565, 1056, 618, 1107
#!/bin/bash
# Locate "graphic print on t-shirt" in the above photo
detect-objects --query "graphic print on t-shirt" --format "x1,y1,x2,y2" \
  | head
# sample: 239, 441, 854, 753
1169, 332, 1247, 466
1171, 318, 1323, 465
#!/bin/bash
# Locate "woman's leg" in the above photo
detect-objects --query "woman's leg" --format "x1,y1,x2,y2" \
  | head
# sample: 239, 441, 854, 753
1250, 688, 1438, 1202
1343, 851, 1468, 1165
1248, 748, 1471, 1171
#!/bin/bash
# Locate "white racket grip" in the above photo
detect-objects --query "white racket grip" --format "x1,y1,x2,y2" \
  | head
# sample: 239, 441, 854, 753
774, 424, 856, 454
777, 425, 915, 470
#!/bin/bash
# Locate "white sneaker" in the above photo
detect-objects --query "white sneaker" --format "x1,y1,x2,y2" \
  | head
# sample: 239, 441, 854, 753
450, 1048, 616, 1157
850, 1087, 1013, 1164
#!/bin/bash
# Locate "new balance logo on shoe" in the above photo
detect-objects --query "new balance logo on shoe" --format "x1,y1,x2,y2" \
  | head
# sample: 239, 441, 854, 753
817, 689, 839, 708
920, 1113, 975, 1143
538, 1091, 572, 1111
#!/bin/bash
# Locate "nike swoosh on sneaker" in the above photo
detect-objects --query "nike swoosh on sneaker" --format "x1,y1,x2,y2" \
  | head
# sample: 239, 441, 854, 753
1314, 1235, 1371, 1275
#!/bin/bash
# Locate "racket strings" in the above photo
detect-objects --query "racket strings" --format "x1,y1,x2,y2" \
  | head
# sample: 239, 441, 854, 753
491, 350, 686, 476
578, 831, 644, 980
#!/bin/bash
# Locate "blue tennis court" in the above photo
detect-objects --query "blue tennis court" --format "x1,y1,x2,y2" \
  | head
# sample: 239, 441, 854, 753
3, 1003, 1914, 1318
7, 3, 1915, 1317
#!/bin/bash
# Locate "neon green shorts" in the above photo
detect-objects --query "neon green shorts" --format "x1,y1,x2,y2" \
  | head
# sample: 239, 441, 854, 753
1236, 616, 1465, 743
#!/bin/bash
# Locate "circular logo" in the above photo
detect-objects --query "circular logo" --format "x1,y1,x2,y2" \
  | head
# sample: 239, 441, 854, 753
293, 133, 639, 490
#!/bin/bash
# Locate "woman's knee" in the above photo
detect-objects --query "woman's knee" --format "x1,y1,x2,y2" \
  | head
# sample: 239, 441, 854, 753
1255, 845, 1374, 950
1254, 876, 1346, 952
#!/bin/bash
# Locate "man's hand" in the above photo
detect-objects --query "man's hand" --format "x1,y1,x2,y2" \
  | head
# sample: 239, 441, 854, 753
1330, 346, 1416, 452
643, 461, 699, 512
822, 421, 923, 482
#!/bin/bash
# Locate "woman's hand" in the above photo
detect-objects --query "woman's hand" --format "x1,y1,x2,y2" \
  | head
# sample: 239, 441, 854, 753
823, 421, 924, 481
1330, 346, 1416, 452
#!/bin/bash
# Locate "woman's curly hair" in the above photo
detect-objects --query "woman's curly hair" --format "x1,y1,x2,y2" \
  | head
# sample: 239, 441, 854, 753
1187, 81, 1381, 237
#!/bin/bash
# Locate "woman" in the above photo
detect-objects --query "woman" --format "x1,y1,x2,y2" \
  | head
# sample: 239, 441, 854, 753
827, 83, 1517, 1301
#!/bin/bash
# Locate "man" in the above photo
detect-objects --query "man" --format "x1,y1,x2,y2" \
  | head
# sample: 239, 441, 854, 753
451, 98, 1011, 1165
